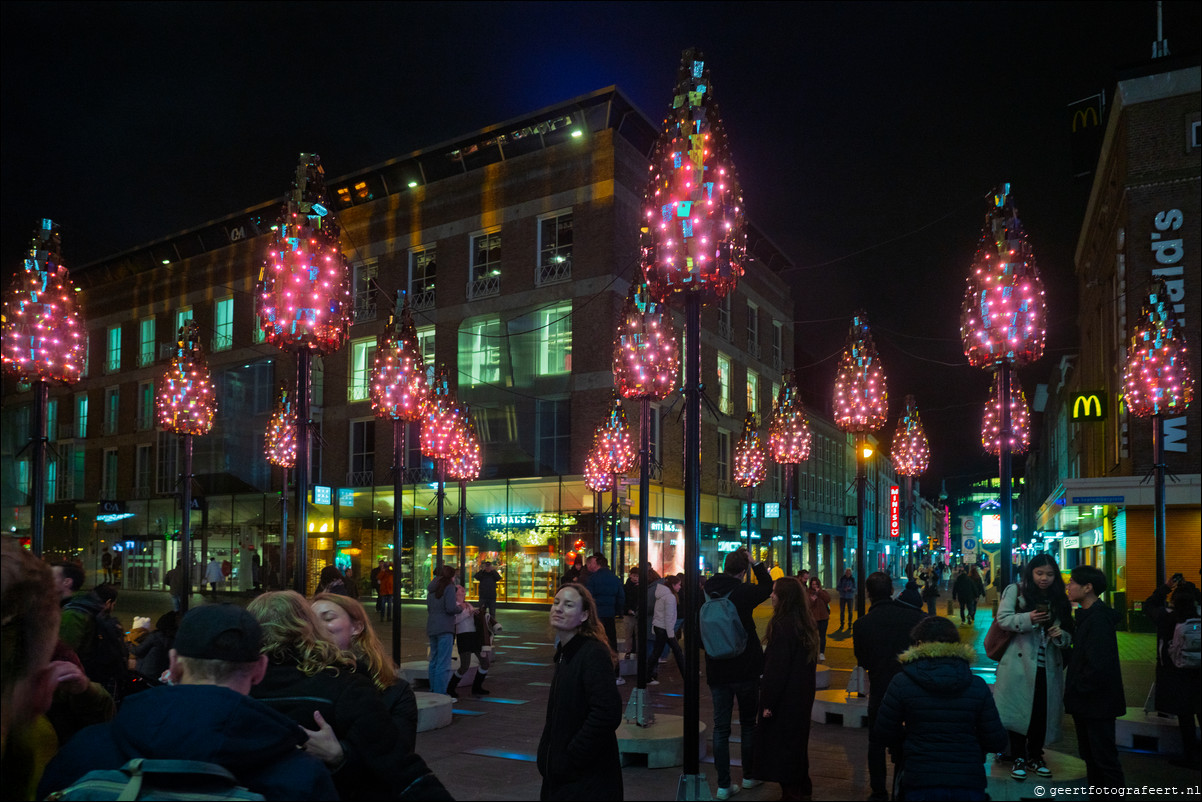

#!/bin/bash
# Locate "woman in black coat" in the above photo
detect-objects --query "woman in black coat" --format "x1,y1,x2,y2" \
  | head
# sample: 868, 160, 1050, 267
753, 576, 819, 801
537, 583, 623, 801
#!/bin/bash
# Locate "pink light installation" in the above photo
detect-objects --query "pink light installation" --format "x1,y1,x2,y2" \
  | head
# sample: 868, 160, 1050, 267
734, 413, 767, 488
265, 384, 297, 468
156, 321, 216, 436
982, 372, 1029, 455
891, 395, 930, 476
372, 291, 429, 422
613, 282, 679, 400
833, 313, 888, 433
1122, 277, 1194, 418
421, 367, 460, 460
769, 371, 813, 464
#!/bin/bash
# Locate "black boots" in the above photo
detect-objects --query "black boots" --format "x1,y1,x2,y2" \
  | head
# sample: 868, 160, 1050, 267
446, 672, 462, 699
472, 670, 489, 696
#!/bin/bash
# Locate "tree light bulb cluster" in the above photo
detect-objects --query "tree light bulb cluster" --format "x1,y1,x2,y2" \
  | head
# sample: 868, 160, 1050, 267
613, 283, 679, 399
734, 413, 768, 488
890, 395, 930, 476
596, 396, 638, 475
583, 438, 613, 493
256, 153, 352, 355
833, 313, 889, 433
448, 405, 482, 482
421, 367, 460, 460
156, 321, 216, 436
372, 291, 429, 421
1122, 277, 1194, 418
960, 185, 1046, 368
769, 371, 813, 464
265, 384, 297, 468
981, 371, 1029, 455
639, 48, 746, 302
2, 219, 86, 384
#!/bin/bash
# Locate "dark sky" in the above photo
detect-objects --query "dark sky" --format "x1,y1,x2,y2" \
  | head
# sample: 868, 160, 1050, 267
3, 2, 1200, 497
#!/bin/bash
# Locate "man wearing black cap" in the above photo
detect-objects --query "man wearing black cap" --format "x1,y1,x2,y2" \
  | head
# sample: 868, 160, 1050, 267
38, 604, 337, 800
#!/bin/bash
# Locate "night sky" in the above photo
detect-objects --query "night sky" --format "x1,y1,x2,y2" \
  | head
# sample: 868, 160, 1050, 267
3, 2, 1200, 497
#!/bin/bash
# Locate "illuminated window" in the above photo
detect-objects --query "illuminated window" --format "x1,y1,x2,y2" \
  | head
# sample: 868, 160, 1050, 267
469, 231, 501, 298
253, 320, 266, 344
746, 369, 759, 420
416, 325, 436, 365
348, 337, 375, 402
104, 387, 119, 435
410, 248, 437, 310
717, 353, 732, 415
460, 316, 501, 386
538, 303, 572, 376
213, 297, 233, 351
102, 448, 118, 499
537, 211, 573, 285
175, 307, 192, 339
135, 444, 154, 497
137, 381, 154, 431
75, 392, 88, 439
140, 317, 156, 366
106, 325, 122, 373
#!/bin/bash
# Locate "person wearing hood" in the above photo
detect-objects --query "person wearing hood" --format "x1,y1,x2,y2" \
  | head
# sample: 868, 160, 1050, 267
38, 603, 336, 801
871, 616, 1007, 801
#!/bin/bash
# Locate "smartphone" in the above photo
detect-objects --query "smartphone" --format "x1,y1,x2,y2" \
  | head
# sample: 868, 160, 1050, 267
1035, 602, 1050, 626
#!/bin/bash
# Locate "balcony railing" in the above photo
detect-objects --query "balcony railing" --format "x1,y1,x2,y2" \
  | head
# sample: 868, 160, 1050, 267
771, 352, 782, 371
717, 319, 732, 342
160, 343, 177, 360
353, 297, 377, 324
412, 288, 435, 311
139, 350, 156, 367
747, 339, 761, 359
132, 485, 154, 499
105, 357, 121, 374
212, 333, 233, 352
719, 478, 734, 496
346, 470, 374, 487
348, 383, 371, 403
468, 274, 500, 300
537, 256, 572, 286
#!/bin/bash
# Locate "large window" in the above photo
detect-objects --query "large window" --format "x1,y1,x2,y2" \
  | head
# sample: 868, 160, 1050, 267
104, 387, 120, 435
349, 337, 375, 402
537, 211, 573, 285
460, 316, 502, 386
717, 352, 732, 415
106, 325, 122, 373
352, 259, 378, 324
649, 403, 663, 476
175, 307, 192, 339
537, 398, 571, 475
469, 231, 501, 299
102, 448, 118, 499
135, 444, 154, 497
140, 317, 156, 366
746, 369, 759, 421
349, 419, 375, 485
538, 303, 572, 376
137, 381, 154, 430
717, 296, 732, 341
213, 297, 234, 351
410, 248, 436, 310
772, 321, 783, 370
75, 392, 88, 439
416, 325, 436, 365
746, 302, 759, 357
157, 431, 179, 494
717, 429, 731, 492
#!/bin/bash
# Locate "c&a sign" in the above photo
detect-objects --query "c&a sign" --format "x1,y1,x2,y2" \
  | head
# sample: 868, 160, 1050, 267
1069, 391, 1107, 421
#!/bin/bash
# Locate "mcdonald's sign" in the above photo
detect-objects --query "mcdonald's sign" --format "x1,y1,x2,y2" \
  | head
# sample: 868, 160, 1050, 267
1069, 391, 1107, 421
1068, 92, 1105, 178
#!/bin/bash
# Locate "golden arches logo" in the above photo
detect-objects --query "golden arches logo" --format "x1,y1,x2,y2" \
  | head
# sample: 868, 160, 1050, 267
1072, 107, 1099, 132
1070, 392, 1106, 421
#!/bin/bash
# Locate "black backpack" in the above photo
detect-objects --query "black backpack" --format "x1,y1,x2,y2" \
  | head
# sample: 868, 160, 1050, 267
45, 758, 265, 801
67, 603, 129, 695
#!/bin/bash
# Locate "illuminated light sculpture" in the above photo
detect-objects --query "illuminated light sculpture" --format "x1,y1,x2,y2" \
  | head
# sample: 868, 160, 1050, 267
156, 321, 217, 614
591, 397, 638, 575
1, 220, 86, 556
981, 375, 1030, 455
1122, 277, 1194, 585
769, 372, 812, 576
256, 153, 352, 593
637, 48, 746, 753
891, 395, 930, 568
265, 383, 295, 593
422, 367, 460, 569
734, 413, 767, 553
371, 290, 429, 661
959, 185, 1045, 589
449, 404, 481, 575
833, 312, 888, 619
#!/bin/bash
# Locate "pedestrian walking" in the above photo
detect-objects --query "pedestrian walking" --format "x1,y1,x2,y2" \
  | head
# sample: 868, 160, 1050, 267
753, 576, 819, 801
446, 584, 489, 698
426, 565, 461, 695
165, 559, 185, 611
370, 559, 385, 616
953, 566, 974, 624
1144, 572, 1202, 768
649, 575, 685, 684
993, 554, 1073, 781
473, 560, 501, 620
967, 566, 985, 623
1063, 565, 1126, 797
918, 561, 939, 616
871, 616, 1007, 801
203, 556, 224, 597
537, 583, 623, 801
807, 576, 831, 662
621, 567, 640, 656
378, 562, 395, 622
836, 568, 856, 629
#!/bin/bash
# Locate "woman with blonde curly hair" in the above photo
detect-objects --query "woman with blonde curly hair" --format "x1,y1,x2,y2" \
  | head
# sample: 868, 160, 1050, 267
311, 592, 417, 755
247, 591, 407, 801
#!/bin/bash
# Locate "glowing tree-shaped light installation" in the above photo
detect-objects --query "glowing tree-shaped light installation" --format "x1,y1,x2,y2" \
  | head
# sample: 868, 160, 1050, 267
1122, 277, 1194, 585
422, 367, 460, 569
891, 395, 930, 568
256, 153, 352, 593
959, 185, 1045, 588
734, 413, 768, 553
981, 376, 1029, 455
1, 220, 86, 556
156, 321, 216, 614
592, 397, 638, 573
265, 384, 295, 592
371, 290, 429, 661
833, 312, 888, 617
639, 48, 745, 766
769, 372, 813, 576
448, 405, 481, 578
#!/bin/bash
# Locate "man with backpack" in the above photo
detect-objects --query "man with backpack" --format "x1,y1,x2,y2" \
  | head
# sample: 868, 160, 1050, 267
701, 547, 772, 799
39, 603, 338, 800
52, 566, 129, 697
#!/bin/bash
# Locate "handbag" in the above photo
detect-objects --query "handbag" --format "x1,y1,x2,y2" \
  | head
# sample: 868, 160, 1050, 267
983, 619, 1013, 661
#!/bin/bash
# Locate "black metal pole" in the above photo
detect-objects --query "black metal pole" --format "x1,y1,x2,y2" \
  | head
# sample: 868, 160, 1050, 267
280, 470, 288, 591
295, 350, 311, 595
745, 488, 754, 553
784, 464, 794, 577
905, 474, 914, 572
1153, 414, 1166, 587
393, 419, 404, 664
999, 362, 1013, 590
459, 480, 468, 572
611, 474, 619, 572
436, 458, 446, 570
856, 434, 868, 619
30, 380, 49, 557
638, 397, 650, 692
180, 434, 193, 615
682, 293, 701, 781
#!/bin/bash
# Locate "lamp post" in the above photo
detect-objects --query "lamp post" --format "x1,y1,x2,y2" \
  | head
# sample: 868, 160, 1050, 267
2, 219, 86, 557
960, 185, 1045, 590
890, 395, 930, 571
257, 153, 352, 595
156, 321, 216, 615
265, 384, 297, 590
371, 290, 429, 663
422, 367, 459, 570
1122, 277, 1193, 587
640, 49, 746, 798
833, 312, 889, 619
734, 413, 768, 554
768, 372, 812, 576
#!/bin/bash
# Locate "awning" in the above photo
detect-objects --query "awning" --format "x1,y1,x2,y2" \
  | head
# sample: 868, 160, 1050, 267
1036, 474, 1201, 531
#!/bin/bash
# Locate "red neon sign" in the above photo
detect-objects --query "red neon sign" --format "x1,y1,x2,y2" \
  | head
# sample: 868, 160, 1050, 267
889, 485, 900, 537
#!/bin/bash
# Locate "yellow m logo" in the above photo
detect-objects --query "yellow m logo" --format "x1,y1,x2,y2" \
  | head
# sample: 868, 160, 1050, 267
1071, 393, 1106, 420
1072, 107, 1099, 132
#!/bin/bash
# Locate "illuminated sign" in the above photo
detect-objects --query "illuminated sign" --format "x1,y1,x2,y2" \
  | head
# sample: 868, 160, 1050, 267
763, 503, 780, 519
313, 486, 332, 505
889, 486, 900, 537
717, 541, 743, 552
337, 488, 355, 506
741, 502, 758, 517
981, 514, 1000, 545
485, 514, 536, 527
1069, 392, 1107, 421
1063, 536, 1081, 549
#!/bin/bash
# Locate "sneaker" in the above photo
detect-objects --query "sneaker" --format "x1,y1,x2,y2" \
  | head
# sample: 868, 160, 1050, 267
715, 785, 741, 800
1031, 758, 1052, 777
995, 752, 1015, 764
1010, 758, 1028, 780
742, 778, 763, 789
660, 657, 669, 663
819, 652, 826, 662
647, 679, 660, 686
615, 677, 626, 685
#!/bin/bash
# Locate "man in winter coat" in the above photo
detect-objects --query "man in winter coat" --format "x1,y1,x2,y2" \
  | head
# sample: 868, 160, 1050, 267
1064, 566, 1126, 795
583, 554, 625, 684
39, 604, 337, 800
872, 616, 1007, 800
836, 568, 856, 629
703, 547, 773, 799
853, 570, 928, 801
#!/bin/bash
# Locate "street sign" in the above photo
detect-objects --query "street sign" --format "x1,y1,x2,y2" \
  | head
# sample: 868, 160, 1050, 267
763, 503, 780, 519
337, 487, 355, 506
313, 485, 332, 505
844, 515, 857, 526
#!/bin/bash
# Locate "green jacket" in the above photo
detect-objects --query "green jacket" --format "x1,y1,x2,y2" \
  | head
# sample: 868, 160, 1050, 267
59, 590, 101, 654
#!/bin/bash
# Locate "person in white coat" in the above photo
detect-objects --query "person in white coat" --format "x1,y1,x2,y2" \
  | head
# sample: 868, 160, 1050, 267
649, 574, 685, 685
203, 556, 225, 597
992, 554, 1073, 782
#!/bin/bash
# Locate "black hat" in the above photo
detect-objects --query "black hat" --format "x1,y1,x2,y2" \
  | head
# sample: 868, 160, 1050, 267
175, 604, 263, 662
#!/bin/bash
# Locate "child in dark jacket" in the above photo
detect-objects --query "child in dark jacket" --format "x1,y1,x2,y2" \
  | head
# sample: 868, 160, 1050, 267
871, 616, 1008, 801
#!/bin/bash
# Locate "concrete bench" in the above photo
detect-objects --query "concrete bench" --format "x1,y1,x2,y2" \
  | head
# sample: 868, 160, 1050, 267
815, 664, 830, 690
414, 691, 454, 732
811, 688, 869, 728
400, 657, 476, 686
1116, 706, 1195, 755
616, 714, 707, 769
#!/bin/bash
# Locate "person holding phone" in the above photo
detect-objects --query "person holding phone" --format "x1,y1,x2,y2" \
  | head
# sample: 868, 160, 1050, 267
993, 554, 1073, 781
